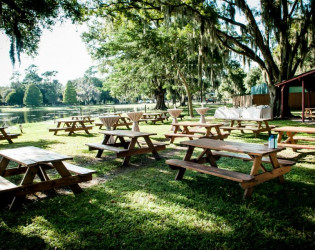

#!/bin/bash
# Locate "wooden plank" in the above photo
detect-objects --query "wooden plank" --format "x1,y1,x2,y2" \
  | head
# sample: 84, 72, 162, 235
211, 151, 295, 166
240, 166, 292, 189
273, 126, 315, 134
62, 162, 96, 175
1, 175, 92, 197
0, 147, 73, 167
100, 130, 156, 138
64, 126, 93, 132
0, 176, 17, 192
166, 159, 254, 182
49, 127, 70, 131
277, 143, 315, 150
117, 144, 166, 157
181, 139, 283, 156
86, 143, 129, 153
164, 133, 203, 138
293, 136, 315, 142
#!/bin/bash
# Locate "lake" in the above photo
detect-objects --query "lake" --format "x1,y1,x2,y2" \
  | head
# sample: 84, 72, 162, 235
0, 105, 142, 126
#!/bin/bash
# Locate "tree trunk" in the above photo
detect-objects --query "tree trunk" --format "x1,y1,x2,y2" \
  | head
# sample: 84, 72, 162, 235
180, 92, 186, 106
154, 80, 167, 110
177, 68, 194, 117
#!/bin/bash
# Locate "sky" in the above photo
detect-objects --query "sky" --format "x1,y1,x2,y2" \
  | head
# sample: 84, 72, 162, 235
0, 21, 95, 87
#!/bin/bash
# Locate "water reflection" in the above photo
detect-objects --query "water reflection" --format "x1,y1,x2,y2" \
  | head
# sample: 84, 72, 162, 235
0, 106, 136, 125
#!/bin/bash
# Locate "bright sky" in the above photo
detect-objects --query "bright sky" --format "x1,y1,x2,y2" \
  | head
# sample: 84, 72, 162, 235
0, 21, 95, 87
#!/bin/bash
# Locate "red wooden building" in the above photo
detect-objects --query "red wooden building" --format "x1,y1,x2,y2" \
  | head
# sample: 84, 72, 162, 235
275, 69, 315, 122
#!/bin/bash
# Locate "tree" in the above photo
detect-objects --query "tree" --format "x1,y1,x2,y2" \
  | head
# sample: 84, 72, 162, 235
5, 87, 24, 105
63, 81, 77, 105
40, 71, 62, 105
23, 83, 43, 106
0, 0, 85, 65
244, 68, 264, 94
96, 1, 314, 117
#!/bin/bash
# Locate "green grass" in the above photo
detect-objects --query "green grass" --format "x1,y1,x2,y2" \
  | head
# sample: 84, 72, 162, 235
0, 106, 314, 249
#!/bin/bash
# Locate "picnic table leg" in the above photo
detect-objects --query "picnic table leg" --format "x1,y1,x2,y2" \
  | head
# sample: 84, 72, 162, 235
117, 136, 129, 149
196, 149, 218, 167
214, 126, 224, 140
176, 146, 195, 180
122, 138, 138, 166
0, 129, 13, 143
10, 165, 39, 210
243, 156, 262, 198
80, 122, 90, 135
286, 132, 298, 152
54, 122, 62, 135
143, 136, 160, 160
52, 161, 83, 194
0, 157, 10, 176
269, 153, 285, 184
263, 121, 272, 136
96, 135, 111, 157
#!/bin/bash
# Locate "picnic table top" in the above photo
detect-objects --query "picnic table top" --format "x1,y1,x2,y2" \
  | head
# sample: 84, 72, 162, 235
142, 112, 161, 116
71, 115, 91, 118
273, 126, 315, 133
172, 122, 223, 127
100, 130, 156, 138
181, 138, 283, 156
0, 146, 72, 167
56, 119, 85, 123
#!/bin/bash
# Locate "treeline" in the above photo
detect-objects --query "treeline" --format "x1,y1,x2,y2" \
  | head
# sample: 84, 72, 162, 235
0, 65, 117, 107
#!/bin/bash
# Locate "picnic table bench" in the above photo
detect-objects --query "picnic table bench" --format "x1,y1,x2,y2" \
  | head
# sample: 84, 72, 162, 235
164, 122, 229, 143
49, 119, 93, 135
0, 127, 20, 144
219, 118, 275, 137
166, 138, 295, 198
0, 146, 96, 210
86, 130, 166, 166
273, 126, 315, 151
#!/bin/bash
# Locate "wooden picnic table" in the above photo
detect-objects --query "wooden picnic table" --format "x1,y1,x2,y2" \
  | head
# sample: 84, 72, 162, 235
139, 112, 167, 124
71, 115, 95, 124
0, 127, 20, 144
0, 146, 96, 210
166, 138, 295, 198
49, 119, 93, 135
304, 108, 315, 119
164, 122, 228, 143
86, 130, 166, 166
95, 116, 132, 130
219, 118, 275, 137
273, 126, 315, 151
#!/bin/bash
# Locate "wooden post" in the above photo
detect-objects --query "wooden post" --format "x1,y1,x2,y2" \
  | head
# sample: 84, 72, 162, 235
281, 86, 285, 119
302, 80, 305, 122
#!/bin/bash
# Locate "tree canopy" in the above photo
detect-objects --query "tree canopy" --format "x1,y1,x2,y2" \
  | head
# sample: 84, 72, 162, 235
23, 83, 43, 106
90, 0, 314, 116
0, 0, 85, 64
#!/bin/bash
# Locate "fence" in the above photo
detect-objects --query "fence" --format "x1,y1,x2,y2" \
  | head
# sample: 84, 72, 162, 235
233, 92, 315, 109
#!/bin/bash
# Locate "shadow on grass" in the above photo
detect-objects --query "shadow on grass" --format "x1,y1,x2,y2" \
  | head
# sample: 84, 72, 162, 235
1, 155, 314, 249
0, 139, 64, 150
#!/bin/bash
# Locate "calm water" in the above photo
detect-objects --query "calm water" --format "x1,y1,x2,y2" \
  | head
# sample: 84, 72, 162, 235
0, 106, 136, 126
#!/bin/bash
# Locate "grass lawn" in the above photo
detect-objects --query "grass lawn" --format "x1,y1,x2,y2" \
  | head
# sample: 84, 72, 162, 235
0, 105, 314, 249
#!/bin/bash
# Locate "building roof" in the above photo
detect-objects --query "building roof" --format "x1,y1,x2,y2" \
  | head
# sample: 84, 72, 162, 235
275, 69, 315, 90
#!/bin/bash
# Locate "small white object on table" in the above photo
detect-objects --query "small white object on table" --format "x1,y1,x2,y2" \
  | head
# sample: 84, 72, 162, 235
127, 112, 143, 132
167, 108, 183, 131
195, 107, 209, 124
99, 115, 120, 143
